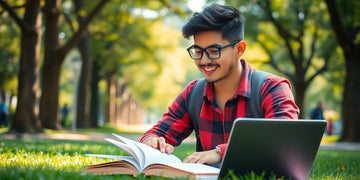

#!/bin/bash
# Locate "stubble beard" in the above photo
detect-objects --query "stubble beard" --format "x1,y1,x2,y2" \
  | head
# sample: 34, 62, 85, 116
203, 62, 235, 84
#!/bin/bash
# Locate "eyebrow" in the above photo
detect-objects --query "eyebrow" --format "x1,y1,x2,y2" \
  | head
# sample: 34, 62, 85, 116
193, 43, 223, 49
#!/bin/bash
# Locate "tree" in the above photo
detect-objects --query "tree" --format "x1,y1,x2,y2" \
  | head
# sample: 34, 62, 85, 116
228, 0, 336, 118
325, 0, 360, 142
90, 59, 100, 127
39, 0, 109, 129
0, 0, 43, 133
89, 3, 163, 125
86, 0, 152, 126
87, 0, 190, 126
74, 0, 93, 128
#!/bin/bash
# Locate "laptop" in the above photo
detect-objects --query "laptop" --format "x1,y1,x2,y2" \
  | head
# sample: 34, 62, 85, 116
218, 118, 327, 180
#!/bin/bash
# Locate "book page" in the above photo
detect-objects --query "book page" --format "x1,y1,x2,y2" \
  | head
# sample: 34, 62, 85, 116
84, 160, 138, 176
112, 134, 182, 171
146, 163, 220, 174
85, 154, 138, 170
104, 138, 136, 157
143, 163, 219, 179
111, 134, 146, 169
105, 138, 141, 171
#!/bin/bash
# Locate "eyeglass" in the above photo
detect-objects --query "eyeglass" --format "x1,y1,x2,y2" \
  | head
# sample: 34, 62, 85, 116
187, 40, 240, 60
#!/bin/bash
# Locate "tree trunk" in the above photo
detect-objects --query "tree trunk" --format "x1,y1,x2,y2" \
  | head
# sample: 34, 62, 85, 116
40, 0, 63, 129
8, 0, 42, 133
90, 61, 100, 128
39, 0, 109, 129
325, 0, 360, 142
294, 81, 306, 119
75, 32, 92, 128
116, 80, 127, 125
74, 0, 92, 128
105, 72, 116, 125
40, 56, 63, 129
339, 52, 360, 142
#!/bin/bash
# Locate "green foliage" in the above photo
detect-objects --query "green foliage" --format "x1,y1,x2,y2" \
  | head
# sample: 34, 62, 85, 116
1, 139, 360, 179
0, 8, 21, 95
224, 0, 344, 115
335, 0, 360, 32
80, 0, 196, 113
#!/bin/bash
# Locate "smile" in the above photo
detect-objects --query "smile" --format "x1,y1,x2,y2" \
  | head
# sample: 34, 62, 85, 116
199, 64, 219, 74
204, 66, 216, 71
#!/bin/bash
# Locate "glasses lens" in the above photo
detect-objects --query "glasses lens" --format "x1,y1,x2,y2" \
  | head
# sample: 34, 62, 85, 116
188, 47, 203, 59
206, 47, 220, 59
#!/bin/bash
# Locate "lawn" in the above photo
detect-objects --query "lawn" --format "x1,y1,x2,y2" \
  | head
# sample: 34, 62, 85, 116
0, 138, 359, 180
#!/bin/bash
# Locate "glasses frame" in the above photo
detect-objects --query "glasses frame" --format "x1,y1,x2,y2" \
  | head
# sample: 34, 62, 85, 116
186, 40, 240, 60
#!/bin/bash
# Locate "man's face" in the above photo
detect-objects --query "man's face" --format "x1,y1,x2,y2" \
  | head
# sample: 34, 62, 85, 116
193, 31, 241, 84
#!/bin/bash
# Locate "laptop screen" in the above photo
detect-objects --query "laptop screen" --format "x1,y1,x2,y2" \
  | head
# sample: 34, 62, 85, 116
218, 118, 326, 180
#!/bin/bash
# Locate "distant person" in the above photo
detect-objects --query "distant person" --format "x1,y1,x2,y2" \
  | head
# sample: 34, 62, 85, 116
0, 100, 8, 127
310, 101, 324, 120
326, 119, 333, 135
61, 103, 69, 127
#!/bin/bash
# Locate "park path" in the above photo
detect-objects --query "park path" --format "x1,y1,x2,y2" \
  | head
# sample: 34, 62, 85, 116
0, 123, 197, 144
1, 126, 360, 151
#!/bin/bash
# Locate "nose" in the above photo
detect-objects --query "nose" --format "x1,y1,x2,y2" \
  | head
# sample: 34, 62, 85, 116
200, 51, 212, 64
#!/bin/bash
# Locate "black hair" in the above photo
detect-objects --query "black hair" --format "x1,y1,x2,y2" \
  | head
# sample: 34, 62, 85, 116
182, 4, 245, 42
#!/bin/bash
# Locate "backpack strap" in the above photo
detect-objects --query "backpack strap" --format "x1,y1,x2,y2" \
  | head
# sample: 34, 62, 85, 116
187, 70, 270, 151
187, 78, 206, 152
248, 70, 270, 118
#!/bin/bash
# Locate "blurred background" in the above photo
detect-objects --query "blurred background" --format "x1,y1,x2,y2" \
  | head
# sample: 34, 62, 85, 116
0, 0, 358, 141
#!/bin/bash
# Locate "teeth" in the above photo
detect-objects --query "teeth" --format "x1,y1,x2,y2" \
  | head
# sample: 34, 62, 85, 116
204, 67, 216, 71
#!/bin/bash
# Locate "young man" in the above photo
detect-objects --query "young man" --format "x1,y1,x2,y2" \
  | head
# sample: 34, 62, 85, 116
140, 4, 299, 166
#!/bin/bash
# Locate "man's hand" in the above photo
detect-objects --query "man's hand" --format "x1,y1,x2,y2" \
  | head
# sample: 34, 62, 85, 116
141, 136, 174, 153
183, 149, 221, 165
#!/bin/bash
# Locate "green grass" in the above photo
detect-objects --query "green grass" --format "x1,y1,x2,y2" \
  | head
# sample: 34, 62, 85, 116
321, 134, 340, 143
0, 139, 359, 180
0, 139, 168, 180
73, 123, 144, 134
0, 124, 145, 135
310, 151, 360, 180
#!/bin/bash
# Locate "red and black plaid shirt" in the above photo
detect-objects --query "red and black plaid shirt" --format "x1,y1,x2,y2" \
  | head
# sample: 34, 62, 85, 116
140, 60, 299, 157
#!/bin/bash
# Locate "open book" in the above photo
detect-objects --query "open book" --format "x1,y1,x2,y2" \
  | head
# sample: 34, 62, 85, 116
84, 133, 219, 179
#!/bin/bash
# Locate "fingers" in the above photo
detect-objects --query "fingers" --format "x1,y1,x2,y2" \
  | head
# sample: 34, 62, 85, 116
165, 145, 174, 153
183, 152, 203, 163
183, 155, 197, 163
158, 137, 166, 153
183, 150, 221, 165
142, 136, 159, 149
158, 137, 174, 153
142, 136, 174, 153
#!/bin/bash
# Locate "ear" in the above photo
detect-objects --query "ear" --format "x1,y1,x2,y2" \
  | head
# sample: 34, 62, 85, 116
235, 41, 246, 58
